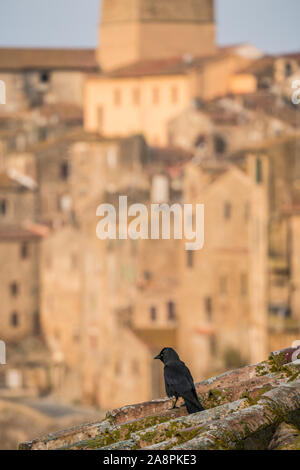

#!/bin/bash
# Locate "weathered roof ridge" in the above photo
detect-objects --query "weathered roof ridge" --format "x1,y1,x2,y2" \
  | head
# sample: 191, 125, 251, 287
19, 347, 300, 450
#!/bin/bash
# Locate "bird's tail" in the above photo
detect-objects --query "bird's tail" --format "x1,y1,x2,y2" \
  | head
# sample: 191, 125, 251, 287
183, 391, 204, 414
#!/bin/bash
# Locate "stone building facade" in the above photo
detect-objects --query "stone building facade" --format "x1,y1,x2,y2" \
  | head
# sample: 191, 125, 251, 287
0, 48, 98, 112
178, 162, 269, 380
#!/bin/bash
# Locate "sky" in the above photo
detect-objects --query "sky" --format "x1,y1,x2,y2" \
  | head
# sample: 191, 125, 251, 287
0, 0, 299, 55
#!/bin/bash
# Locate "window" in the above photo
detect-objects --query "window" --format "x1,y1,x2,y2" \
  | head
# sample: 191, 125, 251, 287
285, 62, 292, 77
187, 251, 194, 268
132, 88, 140, 106
10, 312, 19, 328
97, 106, 104, 133
256, 158, 263, 184
114, 88, 122, 106
152, 87, 160, 105
171, 86, 178, 104
213, 135, 227, 154
224, 202, 231, 220
204, 297, 212, 321
60, 161, 69, 180
220, 276, 228, 295
144, 271, 152, 281
167, 301, 176, 321
0, 199, 7, 216
33, 311, 41, 335
194, 134, 206, 149
241, 273, 248, 297
10, 282, 19, 297
40, 71, 50, 83
21, 243, 29, 259
150, 306, 157, 322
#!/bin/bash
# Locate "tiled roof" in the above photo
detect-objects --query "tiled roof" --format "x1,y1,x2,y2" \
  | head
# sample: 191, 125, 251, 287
0, 48, 98, 71
103, 52, 230, 78
277, 52, 300, 64
37, 103, 83, 124
240, 56, 275, 77
0, 224, 49, 241
20, 347, 300, 450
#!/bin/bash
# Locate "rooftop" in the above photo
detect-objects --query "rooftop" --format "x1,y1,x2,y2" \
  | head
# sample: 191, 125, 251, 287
0, 223, 49, 241
98, 51, 232, 79
20, 347, 300, 450
0, 48, 98, 71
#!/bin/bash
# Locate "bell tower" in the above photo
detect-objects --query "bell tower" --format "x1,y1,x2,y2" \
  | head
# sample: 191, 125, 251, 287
98, 0, 216, 70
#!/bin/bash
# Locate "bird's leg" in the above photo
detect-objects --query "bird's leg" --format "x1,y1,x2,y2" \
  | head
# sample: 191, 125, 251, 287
172, 397, 178, 409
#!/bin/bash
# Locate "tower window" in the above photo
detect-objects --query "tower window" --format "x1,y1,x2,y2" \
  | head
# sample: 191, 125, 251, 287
150, 306, 157, 322
167, 301, 176, 321
10, 312, 19, 328
10, 282, 19, 297
0, 199, 7, 216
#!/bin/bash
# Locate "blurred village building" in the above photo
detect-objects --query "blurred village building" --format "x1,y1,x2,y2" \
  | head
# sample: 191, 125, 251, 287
0, 0, 300, 409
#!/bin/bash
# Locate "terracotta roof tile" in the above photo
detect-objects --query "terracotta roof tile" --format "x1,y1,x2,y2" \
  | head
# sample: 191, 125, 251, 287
20, 347, 300, 450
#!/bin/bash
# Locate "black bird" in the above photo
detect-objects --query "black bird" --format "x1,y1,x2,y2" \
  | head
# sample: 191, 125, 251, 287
154, 347, 204, 414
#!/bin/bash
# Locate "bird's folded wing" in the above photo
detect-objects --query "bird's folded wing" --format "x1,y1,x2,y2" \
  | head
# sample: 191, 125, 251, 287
164, 361, 194, 394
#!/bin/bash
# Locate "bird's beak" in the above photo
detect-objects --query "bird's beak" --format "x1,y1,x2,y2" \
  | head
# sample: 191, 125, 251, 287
154, 354, 161, 360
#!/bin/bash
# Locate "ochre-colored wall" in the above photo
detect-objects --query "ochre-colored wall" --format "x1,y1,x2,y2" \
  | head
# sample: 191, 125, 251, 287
84, 75, 189, 145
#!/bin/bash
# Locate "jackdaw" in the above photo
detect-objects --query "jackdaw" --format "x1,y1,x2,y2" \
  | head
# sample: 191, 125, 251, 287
154, 347, 204, 414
